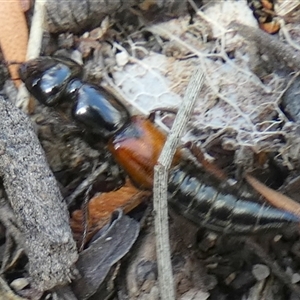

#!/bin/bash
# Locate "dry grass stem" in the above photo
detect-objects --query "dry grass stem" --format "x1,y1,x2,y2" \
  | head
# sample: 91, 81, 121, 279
153, 68, 204, 300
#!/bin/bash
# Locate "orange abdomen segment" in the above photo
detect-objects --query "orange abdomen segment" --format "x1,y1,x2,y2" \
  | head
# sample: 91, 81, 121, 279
70, 180, 150, 243
108, 116, 181, 189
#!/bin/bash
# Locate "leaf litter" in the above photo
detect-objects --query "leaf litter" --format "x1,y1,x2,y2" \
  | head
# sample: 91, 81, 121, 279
3, 0, 300, 299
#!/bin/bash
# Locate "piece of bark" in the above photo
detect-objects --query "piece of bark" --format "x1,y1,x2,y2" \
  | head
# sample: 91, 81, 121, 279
45, 0, 190, 33
230, 22, 300, 72
0, 96, 78, 291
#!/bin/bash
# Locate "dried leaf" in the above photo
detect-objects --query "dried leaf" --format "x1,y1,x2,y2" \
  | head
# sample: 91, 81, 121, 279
72, 210, 140, 300
245, 174, 300, 217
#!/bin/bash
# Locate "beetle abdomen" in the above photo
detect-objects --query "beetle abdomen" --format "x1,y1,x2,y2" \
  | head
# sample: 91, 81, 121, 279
168, 166, 300, 234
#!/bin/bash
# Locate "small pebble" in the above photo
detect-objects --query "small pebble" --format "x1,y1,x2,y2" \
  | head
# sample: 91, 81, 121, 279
292, 273, 300, 284
252, 264, 270, 281
225, 272, 236, 285
70, 50, 83, 65
116, 51, 129, 67
199, 232, 218, 252
10, 278, 29, 291
206, 263, 218, 270
82, 32, 89, 38
207, 232, 218, 242
273, 234, 282, 242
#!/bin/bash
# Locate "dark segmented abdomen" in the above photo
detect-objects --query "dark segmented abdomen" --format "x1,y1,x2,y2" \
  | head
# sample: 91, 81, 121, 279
168, 166, 300, 234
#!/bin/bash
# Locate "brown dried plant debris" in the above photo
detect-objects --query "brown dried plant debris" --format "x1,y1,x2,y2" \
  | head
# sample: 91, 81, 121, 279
246, 174, 300, 218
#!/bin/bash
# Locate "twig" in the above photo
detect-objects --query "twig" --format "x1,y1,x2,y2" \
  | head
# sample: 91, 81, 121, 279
26, 0, 46, 60
79, 185, 93, 252
280, 20, 300, 51
153, 68, 204, 299
17, 0, 46, 109
45, 0, 187, 34
0, 96, 78, 291
245, 174, 300, 217
46, 0, 133, 33
230, 22, 300, 72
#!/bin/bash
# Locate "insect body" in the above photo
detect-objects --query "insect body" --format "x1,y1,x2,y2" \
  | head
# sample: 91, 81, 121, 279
107, 116, 299, 233
247, 0, 280, 34
19, 57, 130, 138
168, 164, 299, 233
19, 57, 300, 234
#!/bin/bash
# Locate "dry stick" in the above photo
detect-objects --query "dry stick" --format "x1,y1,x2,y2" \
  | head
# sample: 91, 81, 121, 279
230, 22, 300, 71
79, 184, 93, 252
0, 96, 78, 291
45, 0, 187, 34
46, 0, 136, 33
153, 68, 204, 300
17, 0, 46, 108
245, 174, 300, 217
26, 0, 46, 60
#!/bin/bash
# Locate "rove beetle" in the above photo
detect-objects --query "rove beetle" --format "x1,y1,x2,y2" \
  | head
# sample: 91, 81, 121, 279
19, 56, 300, 234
